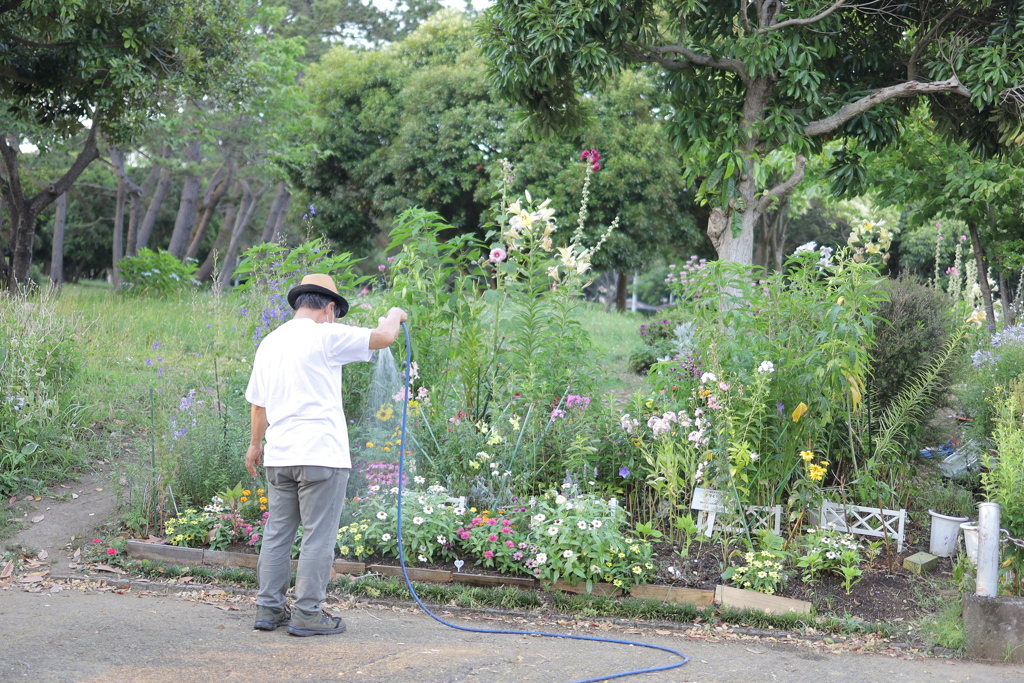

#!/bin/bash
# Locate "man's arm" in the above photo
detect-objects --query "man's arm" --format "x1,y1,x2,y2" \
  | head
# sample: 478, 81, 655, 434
246, 404, 268, 478
369, 307, 409, 350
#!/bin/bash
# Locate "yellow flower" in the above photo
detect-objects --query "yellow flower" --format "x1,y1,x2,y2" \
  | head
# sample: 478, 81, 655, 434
808, 463, 828, 482
260, 505, 267, 511
259, 497, 268, 504
339, 545, 350, 555
792, 402, 808, 422
257, 488, 264, 494
242, 490, 251, 496
376, 405, 394, 421
470, 507, 477, 513
800, 450, 814, 462
240, 496, 248, 503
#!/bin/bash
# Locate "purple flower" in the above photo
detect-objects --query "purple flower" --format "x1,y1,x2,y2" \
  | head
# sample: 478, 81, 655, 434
205, 324, 212, 329
156, 358, 163, 362
549, 408, 566, 422
145, 359, 152, 366
309, 204, 316, 215
152, 342, 160, 350
776, 400, 786, 417
619, 466, 630, 478
157, 368, 164, 377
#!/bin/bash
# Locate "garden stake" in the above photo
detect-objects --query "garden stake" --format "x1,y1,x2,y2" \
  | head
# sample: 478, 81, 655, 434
149, 386, 158, 530
392, 322, 690, 683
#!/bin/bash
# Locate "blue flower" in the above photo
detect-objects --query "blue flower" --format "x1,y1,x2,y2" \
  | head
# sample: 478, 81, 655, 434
618, 466, 630, 478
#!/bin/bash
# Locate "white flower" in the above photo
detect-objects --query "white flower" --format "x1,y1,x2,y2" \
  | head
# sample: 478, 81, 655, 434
476, 451, 490, 460
750, 452, 759, 462
368, 485, 380, 492
533, 514, 547, 523
535, 553, 548, 565
381, 533, 392, 541
608, 498, 618, 508
757, 360, 775, 374
555, 495, 567, 505
423, 506, 434, 514
453, 507, 466, 516
413, 516, 425, 525
418, 554, 427, 562
565, 502, 574, 510
561, 482, 571, 490
427, 485, 446, 493
417, 496, 427, 504
389, 487, 399, 494
793, 240, 817, 254
562, 550, 574, 559
591, 520, 603, 529
437, 535, 447, 544
577, 520, 587, 530
699, 372, 717, 384
376, 511, 388, 520
547, 526, 559, 536
414, 476, 426, 485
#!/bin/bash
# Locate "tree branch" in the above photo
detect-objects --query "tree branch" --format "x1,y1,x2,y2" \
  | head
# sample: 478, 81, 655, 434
804, 77, 971, 137
106, 141, 145, 197
758, 154, 807, 213
28, 121, 101, 215
0, 133, 28, 206
907, 7, 960, 81
0, 30, 74, 48
627, 44, 748, 83
762, 0, 847, 32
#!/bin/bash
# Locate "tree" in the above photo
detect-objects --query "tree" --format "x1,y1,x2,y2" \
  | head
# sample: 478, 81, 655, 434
848, 106, 1024, 326
479, 0, 1024, 264
298, 11, 701, 264
0, 0, 252, 290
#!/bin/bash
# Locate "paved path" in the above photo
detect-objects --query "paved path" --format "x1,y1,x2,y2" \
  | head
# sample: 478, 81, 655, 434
3, 588, 1023, 683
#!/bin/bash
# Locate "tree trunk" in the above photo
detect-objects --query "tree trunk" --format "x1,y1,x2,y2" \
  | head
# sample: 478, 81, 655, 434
50, 192, 67, 287
999, 271, 1014, 328
261, 181, 288, 243
968, 223, 996, 329
271, 190, 290, 241
126, 164, 160, 257
112, 176, 126, 288
135, 145, 173, 252
615, 270, 628, 313
185, 161, 234, 261
167, 139, 203, 259
0, 197, 8, 288
196, 200, 237, 282
0, 127, 101, 291
217, 180, 270, 289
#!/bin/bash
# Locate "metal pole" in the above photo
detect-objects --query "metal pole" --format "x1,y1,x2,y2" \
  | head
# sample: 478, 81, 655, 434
976, 501, 1001, 597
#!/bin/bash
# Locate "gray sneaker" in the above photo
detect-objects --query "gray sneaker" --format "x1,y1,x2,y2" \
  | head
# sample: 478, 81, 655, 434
287, 607, 347, 637
254, 606, 290, 631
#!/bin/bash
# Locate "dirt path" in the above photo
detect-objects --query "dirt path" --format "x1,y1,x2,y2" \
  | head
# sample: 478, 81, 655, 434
2, 587, 1022, 682
5, 462, 117, 566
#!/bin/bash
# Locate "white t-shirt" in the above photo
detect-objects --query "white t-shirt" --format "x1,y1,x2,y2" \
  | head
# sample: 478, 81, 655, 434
245, 317, 373, 469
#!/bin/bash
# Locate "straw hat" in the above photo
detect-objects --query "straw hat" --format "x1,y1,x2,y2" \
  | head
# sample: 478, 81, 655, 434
286, 273, 349, 318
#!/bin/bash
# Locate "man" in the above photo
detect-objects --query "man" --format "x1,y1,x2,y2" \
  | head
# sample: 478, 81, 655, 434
245, 272, 407, 636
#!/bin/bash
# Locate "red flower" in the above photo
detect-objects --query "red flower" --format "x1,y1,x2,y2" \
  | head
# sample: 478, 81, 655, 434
106, 548, 118, 556
92, 538, 101, 543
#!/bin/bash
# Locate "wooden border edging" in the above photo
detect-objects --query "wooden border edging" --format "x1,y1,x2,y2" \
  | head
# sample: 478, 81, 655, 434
629, 584, 715, 607
452, 573, 537, 589
541, 579, 622, 597
366, 564, 452, 583
126, 541, 365, 575
715, 584, 813, 615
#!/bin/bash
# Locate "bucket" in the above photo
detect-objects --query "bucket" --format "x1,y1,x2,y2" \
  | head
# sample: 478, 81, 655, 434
960, 522, 979, 564
929, 510, 969, 557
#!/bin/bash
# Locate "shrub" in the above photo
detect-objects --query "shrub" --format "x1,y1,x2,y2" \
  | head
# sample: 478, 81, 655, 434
982, 378, 1024, 594
959, 325, 1024, 440
118, 249, 199, 296
868, 275, 956, 413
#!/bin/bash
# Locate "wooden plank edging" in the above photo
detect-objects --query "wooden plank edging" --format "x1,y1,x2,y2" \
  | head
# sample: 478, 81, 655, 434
714, 584, 813, 615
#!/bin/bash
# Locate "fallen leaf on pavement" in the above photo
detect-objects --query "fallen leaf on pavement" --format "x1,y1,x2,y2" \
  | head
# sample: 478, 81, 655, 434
31, 515, 45, 523
179, 576, 194, 584
73, 548, 81, 560
91, 564, 122, 573
746, 648, 766, 654
37, 550, 48, 561
71, 493, 78, 499
655, 630, 672, 635
0, 562, 12, 579
16, 576, 44, 584
7, 496, 15, 505
95, 488, 103, 492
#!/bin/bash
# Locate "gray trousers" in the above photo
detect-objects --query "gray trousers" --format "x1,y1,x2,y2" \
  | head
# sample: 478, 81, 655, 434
256, 466, 349, 614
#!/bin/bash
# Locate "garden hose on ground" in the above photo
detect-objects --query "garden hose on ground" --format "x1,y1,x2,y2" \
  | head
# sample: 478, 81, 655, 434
393, 321, 690, 683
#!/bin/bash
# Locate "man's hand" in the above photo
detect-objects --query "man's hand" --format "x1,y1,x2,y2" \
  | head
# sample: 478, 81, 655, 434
245, 442, 263, 478
370, 307, 409, 349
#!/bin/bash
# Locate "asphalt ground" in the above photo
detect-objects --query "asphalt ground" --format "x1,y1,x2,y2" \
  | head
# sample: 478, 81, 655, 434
3, 587, 1024, 683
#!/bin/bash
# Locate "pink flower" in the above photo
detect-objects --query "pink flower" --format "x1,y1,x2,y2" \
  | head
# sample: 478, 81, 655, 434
106, 548, 118, 556
500, 526, 513, 534
458, 531, 471, 540
378, 264, 387, 271
487, 534, 498, 542
506, 540, 515, 548
387, 256, 395, 262
483, 550, 495, 559
92, 538, 101, 543
501, 519, 511, 526
591, 162, 601, 172
487, 518, 498, 526
489, 247, 507, 264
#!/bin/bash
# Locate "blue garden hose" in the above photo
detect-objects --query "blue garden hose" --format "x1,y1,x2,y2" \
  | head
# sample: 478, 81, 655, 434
394, 321, 690, 682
